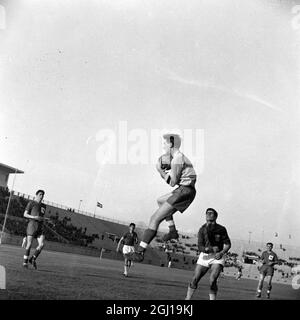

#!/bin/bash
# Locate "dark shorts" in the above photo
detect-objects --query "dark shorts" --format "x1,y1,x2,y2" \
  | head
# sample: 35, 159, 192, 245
260, 265, 274, 277
26, 221, 44, 238
167, 185, 196, 213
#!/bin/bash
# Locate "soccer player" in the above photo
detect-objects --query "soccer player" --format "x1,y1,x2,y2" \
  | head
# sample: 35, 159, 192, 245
185, 208, 231, 300
127, 133, 197, 262
116, 223, 138, 277
236, 261, 243, 280
167, 253, 172, 268
23, 189, 47, 269
256, 242, 278, 299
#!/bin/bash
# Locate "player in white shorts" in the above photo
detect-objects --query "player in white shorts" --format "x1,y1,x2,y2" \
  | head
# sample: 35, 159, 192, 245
116, 223, 138, 277
185, 208, 231, 300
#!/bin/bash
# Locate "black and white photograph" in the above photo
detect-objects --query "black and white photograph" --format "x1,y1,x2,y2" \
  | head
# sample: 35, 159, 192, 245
0, 0, 299, 311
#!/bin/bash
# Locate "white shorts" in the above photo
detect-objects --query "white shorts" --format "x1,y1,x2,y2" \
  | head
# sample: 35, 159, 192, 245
122, 245, 135, 255
197, 252, 225, 268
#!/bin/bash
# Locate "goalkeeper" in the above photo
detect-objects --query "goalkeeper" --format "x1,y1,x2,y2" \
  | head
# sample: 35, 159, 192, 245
127, 133, 197, 263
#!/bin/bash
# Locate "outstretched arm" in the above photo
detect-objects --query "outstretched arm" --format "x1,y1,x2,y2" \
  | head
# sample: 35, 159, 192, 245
116, 237, 124, 252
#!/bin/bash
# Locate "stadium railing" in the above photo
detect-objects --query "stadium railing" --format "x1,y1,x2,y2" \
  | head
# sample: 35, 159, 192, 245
11, 190, 197, 238
13, 190, 143, 228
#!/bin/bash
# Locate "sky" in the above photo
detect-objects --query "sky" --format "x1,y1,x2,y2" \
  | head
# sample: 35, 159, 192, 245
0, 0, 299, 245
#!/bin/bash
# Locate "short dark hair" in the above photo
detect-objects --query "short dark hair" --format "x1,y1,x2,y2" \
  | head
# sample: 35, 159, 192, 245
36, 189, 45, 196
267, 242, 273, 247
162, 133, 181, 149
206, 208, 218, 218
129, 223, 135, 228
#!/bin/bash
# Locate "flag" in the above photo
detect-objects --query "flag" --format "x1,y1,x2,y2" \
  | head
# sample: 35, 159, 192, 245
97, 202, 103, 208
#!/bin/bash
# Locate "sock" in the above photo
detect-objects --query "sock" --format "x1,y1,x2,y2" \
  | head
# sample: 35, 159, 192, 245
32, 248, 41, 260
185, 285, 196, 300
166, 218, 176, 232
138, 229, 157, 251
209, 293, 217, 300
124, 265, 128, 275
24, 248, 30, 263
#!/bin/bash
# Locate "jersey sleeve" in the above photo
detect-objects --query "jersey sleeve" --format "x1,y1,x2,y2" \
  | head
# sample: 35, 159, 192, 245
221, 227, 231, 246
25, 201, 33, 213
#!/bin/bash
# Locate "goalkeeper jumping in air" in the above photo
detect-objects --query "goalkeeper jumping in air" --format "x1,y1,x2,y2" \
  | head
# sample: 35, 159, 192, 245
127, 133, 197, 262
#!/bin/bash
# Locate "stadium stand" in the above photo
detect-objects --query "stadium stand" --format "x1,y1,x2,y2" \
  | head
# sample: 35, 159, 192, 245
1, 186, 299, 276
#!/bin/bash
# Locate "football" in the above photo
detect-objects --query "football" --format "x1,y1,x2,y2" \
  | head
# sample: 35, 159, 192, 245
159, 154, 172, 171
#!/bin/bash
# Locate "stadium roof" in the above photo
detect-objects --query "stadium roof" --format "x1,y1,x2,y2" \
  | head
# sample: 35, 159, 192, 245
0, 163, 24, 174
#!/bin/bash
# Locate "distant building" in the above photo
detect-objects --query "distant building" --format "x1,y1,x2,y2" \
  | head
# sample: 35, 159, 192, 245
0, 163, 24, 188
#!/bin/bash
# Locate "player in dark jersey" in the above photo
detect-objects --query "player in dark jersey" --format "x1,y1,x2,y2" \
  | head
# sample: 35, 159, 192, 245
116, 223, 138, 277
23, 189, 48, 269
256, 242, 278, 299
127, 133, 197, 263
185, 208, 231, 300
236, 261, 243, 280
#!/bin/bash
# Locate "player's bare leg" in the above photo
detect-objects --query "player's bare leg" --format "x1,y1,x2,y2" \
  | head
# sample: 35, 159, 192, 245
157, 194, 179, 242
266, 275, 273, 299
123, 257, 129, 277
185, 264, 209, 300
256, 274, 265, 298
128, 202, 177, 262
157, 193, 172, 207
208, 264, 223, 300
29, 235, 44, 269
23, 235, 33, 268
